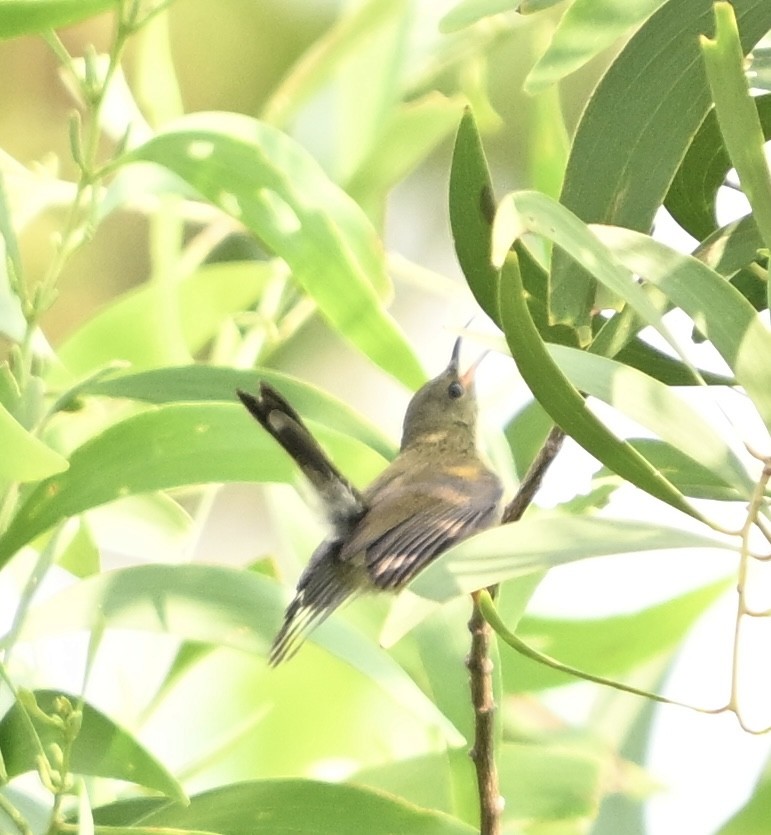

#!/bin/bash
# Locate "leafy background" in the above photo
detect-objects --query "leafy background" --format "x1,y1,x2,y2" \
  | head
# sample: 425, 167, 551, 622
0, 1, 770, 833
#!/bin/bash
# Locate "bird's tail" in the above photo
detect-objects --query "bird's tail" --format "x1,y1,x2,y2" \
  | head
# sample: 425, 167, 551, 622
237, 384, 365, 527
269, 539, 355, 666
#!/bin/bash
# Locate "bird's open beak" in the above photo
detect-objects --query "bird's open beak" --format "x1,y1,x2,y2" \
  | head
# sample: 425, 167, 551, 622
448, 336, 488, 386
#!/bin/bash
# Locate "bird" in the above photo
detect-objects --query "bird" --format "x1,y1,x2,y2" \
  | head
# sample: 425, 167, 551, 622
236, 337, 502, 665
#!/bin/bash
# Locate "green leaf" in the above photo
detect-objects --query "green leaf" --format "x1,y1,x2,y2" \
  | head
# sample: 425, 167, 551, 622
0, 0, 117, 39
449, 109, 501, 324
592, 225, 771, 430
90, 780, 477, 834
348, 93, 465, 220
0, 403, 388, 569
493, 191, 684, 357
701, 4, 771, 311
718, 753, 771, 834
496, 251, 700, 519
0, 402, 68, 482
408, 512, 734, 602
260, 0, 404, 129
551, 0, 771, 330
7, 564, 464, 747
499, 741, 603, 823
0, 689, 184, 800
625, 438, 744, 500
82, 365, 397, 460
124, 112, 424, 388
57, 261, 276, 376
666, 97, 771, 242
547, 344, 753, 497
524, 0, 667, 94
439, 0, 521, 33
502, 578, 730, 693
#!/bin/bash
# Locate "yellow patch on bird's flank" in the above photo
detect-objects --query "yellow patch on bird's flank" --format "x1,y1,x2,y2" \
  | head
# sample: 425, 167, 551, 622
445, 463, 483, 478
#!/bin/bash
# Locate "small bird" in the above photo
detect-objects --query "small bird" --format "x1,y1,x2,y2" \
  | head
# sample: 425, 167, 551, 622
237, 338, 502, 664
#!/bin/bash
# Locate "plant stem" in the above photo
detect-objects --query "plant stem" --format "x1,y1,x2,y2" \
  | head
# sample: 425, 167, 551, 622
468, 591, 500, 835
466, 423, 565, 833
503, 425, 565, 523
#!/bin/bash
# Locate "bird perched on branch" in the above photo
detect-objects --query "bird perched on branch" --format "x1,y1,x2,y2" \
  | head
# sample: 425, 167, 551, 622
237, 337, 502, 664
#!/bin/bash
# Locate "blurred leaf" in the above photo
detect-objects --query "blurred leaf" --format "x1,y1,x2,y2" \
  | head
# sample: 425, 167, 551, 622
593, 226, 771, 430
666, 96, 771, 242
348, 93, 465, 220
0, 689, 184, 800
0, 402, 68, 482
90, 780, 477, 833
449, 109, 501, 324
261, 0, 403, 128
440, 0, 521, 32
525, 0, 666, 93
702, 5, 771, 312
625, 438, 744, 500
502, 578, 730, 693
124, 112, 424, 388
83, 365, 397, 460
548, 344, 752, 497
57, 518, 100, 577
0, 403, 388, 569
0, 0, 117, 39
496, 252, 699, 519
551, 0, 771, 330
408, 512, 734, 602
718, 753, 771, 834
7, 565, 463, 746
58, 261, 277, 376
499, 741, 603, 824
504, 399, 553, 480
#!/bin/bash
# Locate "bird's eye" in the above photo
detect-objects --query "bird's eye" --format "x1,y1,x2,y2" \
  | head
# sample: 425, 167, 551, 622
448, 381, 464, 399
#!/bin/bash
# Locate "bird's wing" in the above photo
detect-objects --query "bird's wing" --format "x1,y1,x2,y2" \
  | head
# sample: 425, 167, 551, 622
340, 470, 502, 590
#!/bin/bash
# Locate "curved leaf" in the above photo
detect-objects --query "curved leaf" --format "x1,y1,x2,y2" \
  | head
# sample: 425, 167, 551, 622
7, 564, 463, 747
0, 689, 184, 800
666, 96, 771, 242
548, 344, 753, 497
0, 403, 68, 482
524, 0, 667, 94
551, 0, 771, 330
502, 578, 730, 693
408, 511, 735, 602
0, 0, 116, 39
496, 251, 700, 518
57, 261, 277, 376
90, 779, 477, 834
592, 225, 771, 429
82, 365, 397, 461
449, 108, 500, 324
0, 403, 388, 569
123, 112, 424, 388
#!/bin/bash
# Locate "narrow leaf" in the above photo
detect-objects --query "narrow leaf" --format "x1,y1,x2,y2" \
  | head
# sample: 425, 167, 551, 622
409, 512, 734, 602
449, 108, 501, 324
124, 112, 424, 388
496, 251, 700, 518
0, 403, 68, 482
0, 403, 387, 569
0, 689, 184, 800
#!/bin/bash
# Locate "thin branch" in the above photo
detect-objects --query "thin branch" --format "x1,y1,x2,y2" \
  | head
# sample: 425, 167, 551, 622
467, 424, 566, 833
468, 592, 501, 835
503, 426, 565, 523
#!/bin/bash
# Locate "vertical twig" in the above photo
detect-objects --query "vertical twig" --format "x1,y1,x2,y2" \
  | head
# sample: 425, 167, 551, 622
468, 592, 501, 835
467, 425, 565, 833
